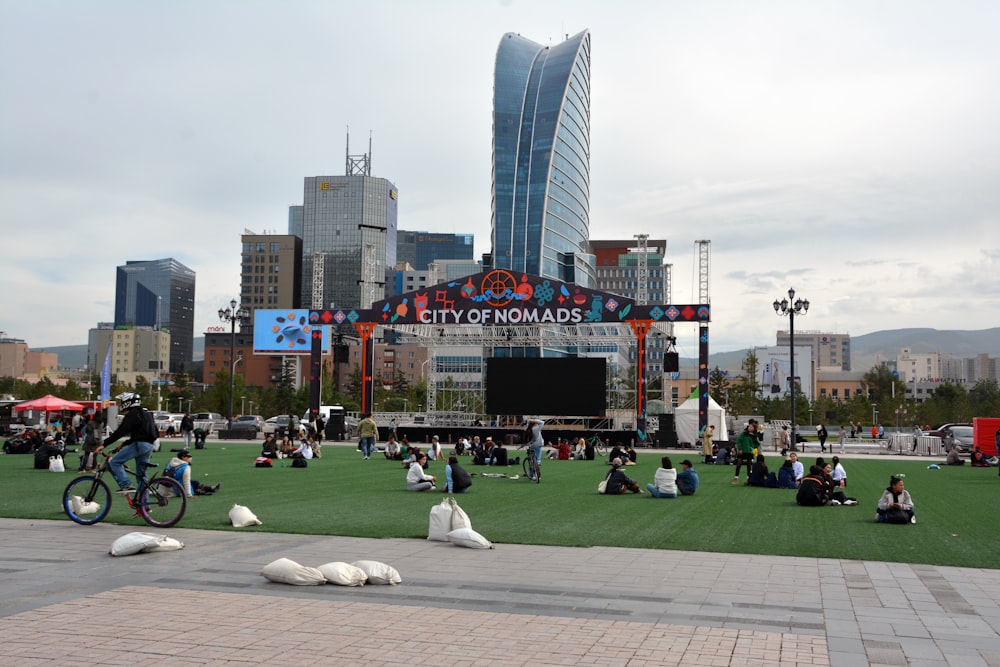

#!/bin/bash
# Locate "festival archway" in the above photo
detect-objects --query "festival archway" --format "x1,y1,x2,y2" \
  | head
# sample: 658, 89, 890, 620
310, 269, 712, 433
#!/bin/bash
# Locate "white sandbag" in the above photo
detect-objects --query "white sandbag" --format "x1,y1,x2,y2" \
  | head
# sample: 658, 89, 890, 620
229, 504, 262, 527
428, 497, 472, 541
109, 532, 162, 556
143, 535, 184, 552
351, 560, 401, 585
69, 495, 102, 515
447, 527, 494, 549
317, 561, 368, 586
260, 558, 326, 586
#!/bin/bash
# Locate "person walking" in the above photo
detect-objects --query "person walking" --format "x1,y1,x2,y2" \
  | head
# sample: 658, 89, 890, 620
816, 424, 828, 453
358, 413, 378, 460
838, 425, 847, 454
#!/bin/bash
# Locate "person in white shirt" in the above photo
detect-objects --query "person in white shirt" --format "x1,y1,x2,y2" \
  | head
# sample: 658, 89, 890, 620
646, 456, 678, 498
789, 451, 804, 486
291, 439, 313, 460
831, 456, 847, 487
428, 435, 442, 461
407, 453, 436, 491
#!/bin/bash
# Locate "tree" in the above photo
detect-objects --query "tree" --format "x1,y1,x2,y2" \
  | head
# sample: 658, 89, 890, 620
727, 350, 763, 416
708, 366, 730, 407
968, 379, 1000, 418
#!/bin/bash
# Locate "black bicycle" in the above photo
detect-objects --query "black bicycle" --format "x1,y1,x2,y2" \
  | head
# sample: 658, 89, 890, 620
585, 435, 609, 457
62, 453, 187, 527
519, 445, 541, 483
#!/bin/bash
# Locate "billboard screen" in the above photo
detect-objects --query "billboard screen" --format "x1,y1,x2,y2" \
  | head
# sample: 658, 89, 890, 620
486, 357, 606, 416
253, 310, 329, 355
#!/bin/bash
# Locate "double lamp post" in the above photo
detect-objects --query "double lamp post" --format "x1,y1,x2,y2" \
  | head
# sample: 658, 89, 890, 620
218, 299, 248, 429
773, 288, 809, 450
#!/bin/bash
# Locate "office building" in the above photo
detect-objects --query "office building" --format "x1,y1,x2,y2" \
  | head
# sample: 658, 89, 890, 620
491, 30, 594, 287
91, 326, 170, 390
396, 231, 473, 272
240, 232, 303, 324
114, 258, 195, 372
776, 331, 851, 371
294, 145, 398, 311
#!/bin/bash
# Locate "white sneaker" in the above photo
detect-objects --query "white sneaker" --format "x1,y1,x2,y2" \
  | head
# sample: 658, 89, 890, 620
844, 499, 858, 506
911, 516, 917, 524
830, 499, 841, 506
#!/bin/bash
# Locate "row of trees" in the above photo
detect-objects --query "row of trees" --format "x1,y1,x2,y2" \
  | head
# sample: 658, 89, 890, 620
707, 351, 1000, 429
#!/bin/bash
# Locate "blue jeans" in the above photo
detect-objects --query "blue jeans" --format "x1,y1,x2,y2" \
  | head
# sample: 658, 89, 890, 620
530, 445, 542, 466
360, 436, 375, 457
109, 441, 154, 490
646, 483, 676, 498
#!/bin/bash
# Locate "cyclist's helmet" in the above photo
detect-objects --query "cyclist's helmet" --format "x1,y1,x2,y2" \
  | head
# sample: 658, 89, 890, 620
116, 391, 141, 410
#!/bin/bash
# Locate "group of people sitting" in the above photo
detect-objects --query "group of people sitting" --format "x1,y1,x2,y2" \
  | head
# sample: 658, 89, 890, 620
601, 456, 700, 497
259, 432, 321, 462
795, 457, 858, 507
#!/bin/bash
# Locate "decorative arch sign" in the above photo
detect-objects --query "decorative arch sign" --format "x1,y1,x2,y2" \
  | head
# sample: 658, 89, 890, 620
310, 270, 712, 433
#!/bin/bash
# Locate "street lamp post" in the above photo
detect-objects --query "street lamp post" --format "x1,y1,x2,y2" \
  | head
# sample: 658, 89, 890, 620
218, 299, 248, 430
773, 288, 809, 451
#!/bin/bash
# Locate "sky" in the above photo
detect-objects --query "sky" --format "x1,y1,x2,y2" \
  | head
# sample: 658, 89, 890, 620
2, 0, 998, 363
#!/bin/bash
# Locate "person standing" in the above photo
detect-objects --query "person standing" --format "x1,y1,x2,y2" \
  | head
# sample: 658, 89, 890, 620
733, 423, 757, 485
816, 424, 828, 453
525, 418, 545, 479
779, 425, 791, 453
81, 413, 103, 472
701, 425, 715, 464
99, 392, 158, 494
180, 413, 194, 449
357, 412, 378, 460
838, 425, 847, 454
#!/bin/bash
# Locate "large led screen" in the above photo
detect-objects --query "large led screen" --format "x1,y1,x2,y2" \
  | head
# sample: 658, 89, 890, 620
486, 358, 606, 416
252, 310, 329, 355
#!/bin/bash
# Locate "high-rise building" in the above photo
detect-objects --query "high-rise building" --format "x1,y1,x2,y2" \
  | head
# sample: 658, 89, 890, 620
239, 233, 303, 324
91, 326, 170, 390
776, 331, 851, 372
294, 144, 398, 311
396, 231, 474, 271
114, 258, 195, 372
491, 30, 594, 286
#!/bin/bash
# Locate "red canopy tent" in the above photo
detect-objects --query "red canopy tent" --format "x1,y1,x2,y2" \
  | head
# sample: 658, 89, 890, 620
14, 395, 85, 414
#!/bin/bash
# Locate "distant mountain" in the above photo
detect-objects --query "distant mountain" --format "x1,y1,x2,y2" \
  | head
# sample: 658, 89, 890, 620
34, 328, 999, 373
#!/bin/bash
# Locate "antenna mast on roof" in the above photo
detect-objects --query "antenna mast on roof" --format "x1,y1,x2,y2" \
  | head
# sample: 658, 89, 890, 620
345, 126, 372, 176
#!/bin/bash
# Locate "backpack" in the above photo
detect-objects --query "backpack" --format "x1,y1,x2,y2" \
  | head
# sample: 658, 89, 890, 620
140, 409, 159, 443
291, 458, 308, 468
165, 462, 189, 482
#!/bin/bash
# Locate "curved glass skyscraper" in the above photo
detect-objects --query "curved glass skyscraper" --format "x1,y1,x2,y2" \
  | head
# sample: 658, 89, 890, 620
492, 30, 595, 287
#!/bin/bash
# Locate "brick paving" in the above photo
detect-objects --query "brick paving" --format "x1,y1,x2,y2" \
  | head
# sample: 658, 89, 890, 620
0, 517, 998, 665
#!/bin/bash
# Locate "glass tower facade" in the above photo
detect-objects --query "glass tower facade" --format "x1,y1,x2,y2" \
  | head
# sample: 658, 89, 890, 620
114, 258, 196, 372
491, 30, 594, 286
295, 175, 398, 310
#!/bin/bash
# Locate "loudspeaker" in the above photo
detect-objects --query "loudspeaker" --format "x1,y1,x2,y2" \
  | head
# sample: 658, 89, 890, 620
663, 352, 679, 372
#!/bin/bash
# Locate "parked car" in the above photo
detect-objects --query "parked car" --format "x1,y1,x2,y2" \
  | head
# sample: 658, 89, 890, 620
231, 415, 263, 432
193, 412, 227, 433
262, 415, 290, 436
925, 423, 973, 452
153, 412, 177, 435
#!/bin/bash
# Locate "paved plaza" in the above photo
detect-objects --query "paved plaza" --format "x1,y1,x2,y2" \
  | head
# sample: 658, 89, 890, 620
1, 512, 1000, 666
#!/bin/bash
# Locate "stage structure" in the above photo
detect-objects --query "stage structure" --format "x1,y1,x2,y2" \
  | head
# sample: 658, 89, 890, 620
310, 270, 712, 434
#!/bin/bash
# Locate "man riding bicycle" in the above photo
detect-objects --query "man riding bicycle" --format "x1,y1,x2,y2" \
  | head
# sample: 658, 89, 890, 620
99, 391, 159, 494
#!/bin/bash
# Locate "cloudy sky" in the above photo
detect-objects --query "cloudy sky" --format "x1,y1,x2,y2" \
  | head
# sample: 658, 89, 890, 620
2, 0, 998, 362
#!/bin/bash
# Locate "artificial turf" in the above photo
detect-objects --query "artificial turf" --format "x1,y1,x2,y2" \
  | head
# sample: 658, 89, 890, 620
1, 441, 996, 568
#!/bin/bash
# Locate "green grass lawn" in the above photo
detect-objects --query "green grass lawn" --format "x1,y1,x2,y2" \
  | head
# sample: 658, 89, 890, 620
2, 442, 997, 568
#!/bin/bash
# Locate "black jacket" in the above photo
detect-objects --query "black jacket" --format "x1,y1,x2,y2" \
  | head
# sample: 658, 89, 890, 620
103, 408, 158, 447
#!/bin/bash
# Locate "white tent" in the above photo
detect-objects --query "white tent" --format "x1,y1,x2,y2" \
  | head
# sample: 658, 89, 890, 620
674, 392, 729, 445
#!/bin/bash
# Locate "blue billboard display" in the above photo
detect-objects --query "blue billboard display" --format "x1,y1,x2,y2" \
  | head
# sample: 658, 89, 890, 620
253, 309, 329, 355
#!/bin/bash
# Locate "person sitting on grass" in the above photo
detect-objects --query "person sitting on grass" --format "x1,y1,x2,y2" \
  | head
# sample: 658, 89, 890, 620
945, 448, 965, 465
646, 456, 677, 498
796, 465, 830, 506
443, 455, 472, 493
607, 442, 627, 465
970, 447, 990, 467
406, 453, 436, 492
777, 459, 798, 489
676, 459, 699, 495
260, 434, 280, 459
876, 475, 915, 523
163, 450, 220, 497
289, 438, 313, 460
384, 435, 402, 460
748, 454, 777, 487
603, 458, 642, 495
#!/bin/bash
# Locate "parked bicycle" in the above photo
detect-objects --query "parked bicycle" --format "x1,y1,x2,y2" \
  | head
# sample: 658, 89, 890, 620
518, 444, 541, 483
62, 453, 187, 527
585, 435, 608, 457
